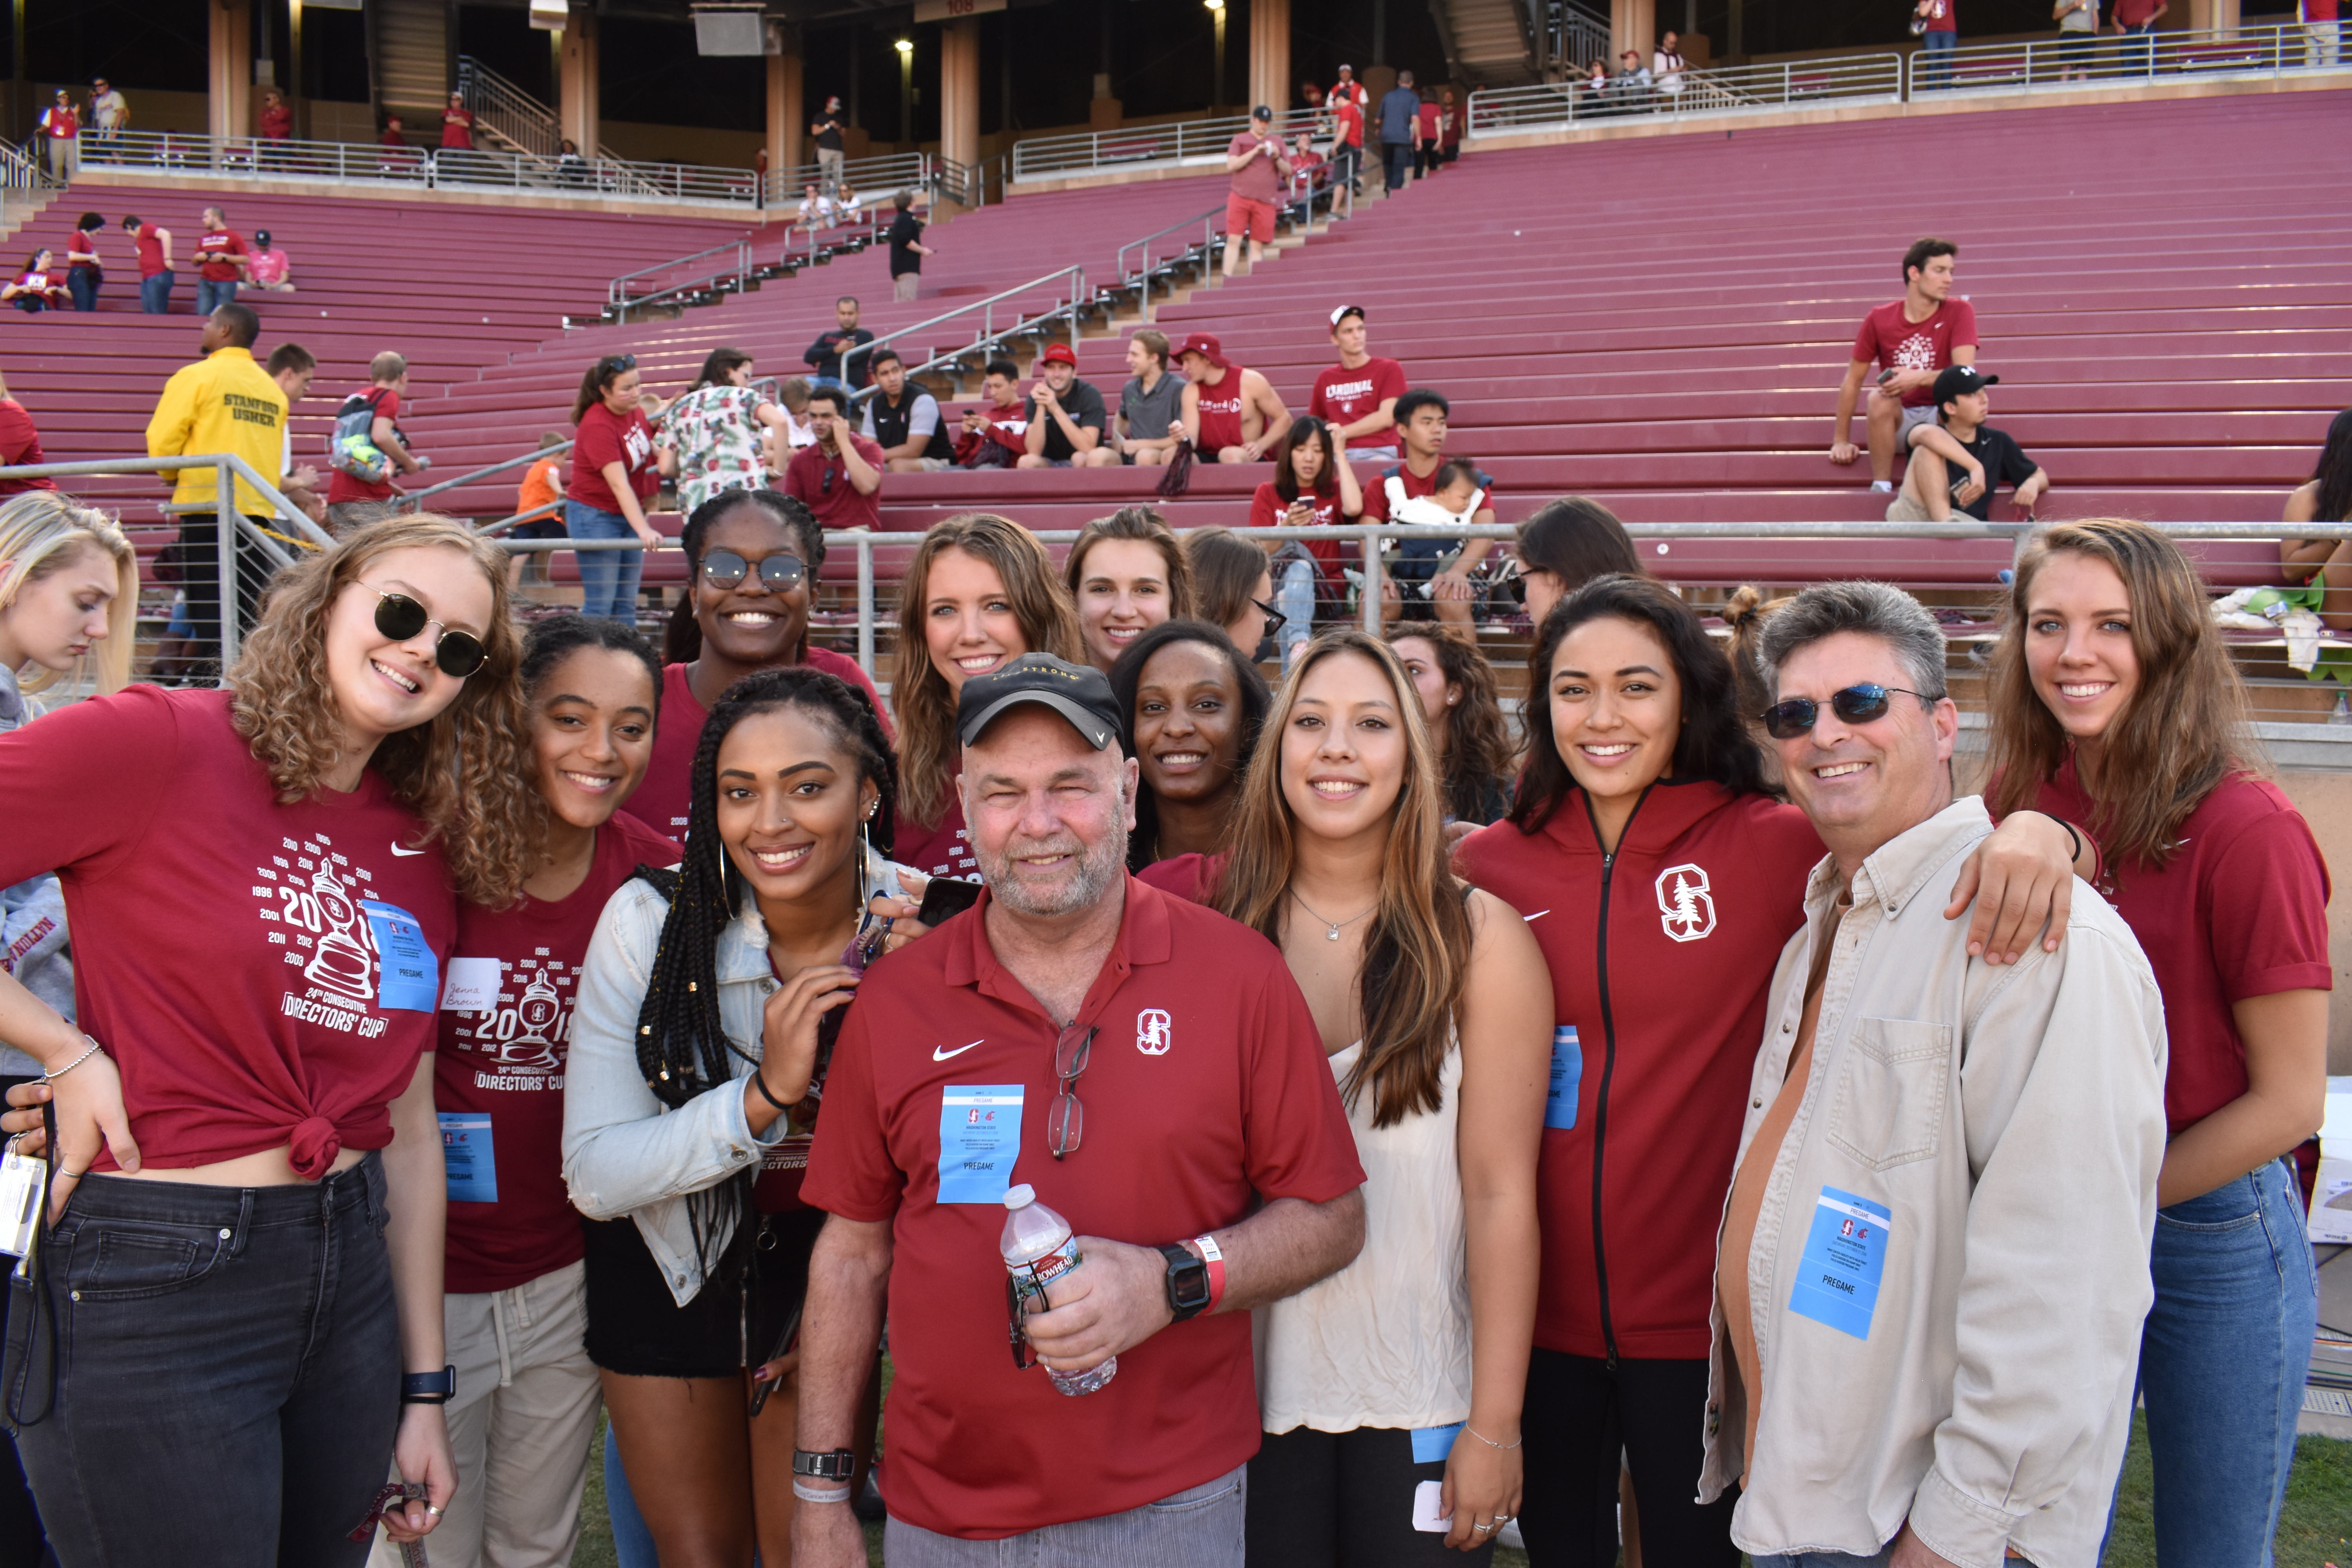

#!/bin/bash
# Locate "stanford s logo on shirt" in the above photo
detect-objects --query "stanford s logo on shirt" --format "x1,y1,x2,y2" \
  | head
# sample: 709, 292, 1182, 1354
1136, 1008, 1173, 1056
1655, 863, 1718, 943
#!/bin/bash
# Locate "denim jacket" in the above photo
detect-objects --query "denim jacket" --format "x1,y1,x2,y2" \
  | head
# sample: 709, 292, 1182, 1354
562, 846, 920, 1305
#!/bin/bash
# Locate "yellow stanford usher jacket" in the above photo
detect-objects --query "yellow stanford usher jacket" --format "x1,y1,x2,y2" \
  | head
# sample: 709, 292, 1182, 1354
145, 345, 287, 516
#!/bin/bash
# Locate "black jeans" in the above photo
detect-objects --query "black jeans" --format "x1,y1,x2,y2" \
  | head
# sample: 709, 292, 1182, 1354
1517, 1349, 1739, 1568
172, 513, 273, 676
7, 1154, 402, 1568
1246, 1425, 1493, 1568
1382, 140, 1414, 191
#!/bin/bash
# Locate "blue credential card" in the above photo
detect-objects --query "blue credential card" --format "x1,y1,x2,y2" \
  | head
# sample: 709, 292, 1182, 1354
1410, 1423, 1464, 1464
936, 1085, 1024, 1203
439, 1112, 495, 1203
1544, 1025, 1581, 1130
361, 899, 439, 1011
1788, 1185, 1893, 1339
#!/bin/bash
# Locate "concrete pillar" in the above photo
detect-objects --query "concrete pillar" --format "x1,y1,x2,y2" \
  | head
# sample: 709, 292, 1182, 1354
1249, 0, 1291, 116
211, 0, 254, 144
1611, 0, 1656, 62
939, 17, 982, 171
559, 5, 599, 155
289, 0, 307, 140
767, 27, 802, 180
2186, 0, 2239, 31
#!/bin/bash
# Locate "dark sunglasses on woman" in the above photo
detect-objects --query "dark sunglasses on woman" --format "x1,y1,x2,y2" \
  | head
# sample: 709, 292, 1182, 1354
368, 586, 488, 678
1253, 599, 1287, 641
1759, 682, 1934, 741
700, 549, 806, 592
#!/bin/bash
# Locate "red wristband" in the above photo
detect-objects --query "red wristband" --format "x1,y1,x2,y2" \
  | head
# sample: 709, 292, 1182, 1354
1193, 1234, 1226, 1313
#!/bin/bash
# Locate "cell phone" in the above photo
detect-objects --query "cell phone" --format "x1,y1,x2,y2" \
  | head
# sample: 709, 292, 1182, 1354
916, 876, 984, 926
1877, 369, 1898, 386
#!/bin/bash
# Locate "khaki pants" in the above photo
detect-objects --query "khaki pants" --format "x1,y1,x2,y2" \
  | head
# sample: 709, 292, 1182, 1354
816, 145, 844, 192
370, 1261, 600, 1568
1884, 490, 1935, 524
894, 270, 920, 301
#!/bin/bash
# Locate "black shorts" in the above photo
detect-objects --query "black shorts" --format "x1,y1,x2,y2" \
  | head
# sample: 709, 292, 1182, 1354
510, 515, 566, 540
582, 1203, 826, 1378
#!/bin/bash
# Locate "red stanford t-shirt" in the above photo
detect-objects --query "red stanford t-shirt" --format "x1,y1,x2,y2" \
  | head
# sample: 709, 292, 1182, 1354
802, 878, 1364, 1538
2016, 760, 2331, 1134
0, 687, 457, 1175
195, 227, 247, 283
1309, 358, 1407, 452
1852, 297, 1980, 407
327, 388, 400, 506
630, 657, 893, 838
1249, 478, 1349, 584
437, 812, 679, 1293
568, 403, 658, 513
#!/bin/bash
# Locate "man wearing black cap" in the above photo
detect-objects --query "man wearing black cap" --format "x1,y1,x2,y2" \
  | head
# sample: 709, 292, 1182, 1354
1888, 366, 2048, 524
1309, 305, 1406, 464
793, 654, 1366, 1568
1222, 106, 1292, 282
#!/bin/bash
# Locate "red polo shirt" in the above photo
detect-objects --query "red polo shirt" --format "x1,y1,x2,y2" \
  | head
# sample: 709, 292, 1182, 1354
782, 434, 886, 533
803, 877, 1364, 1537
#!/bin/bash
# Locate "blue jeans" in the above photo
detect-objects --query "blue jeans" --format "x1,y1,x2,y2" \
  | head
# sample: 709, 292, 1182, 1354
1752, 1553, 1891, 1568
194, 276, 237, 316
2134, 1155, 2316, 1566
2120, 20, 2159, 73
1273, 555, 1316, 673
7, 1155, 401, 1567
567, 499, 644, 622
66, 270, 96, 312
139, 271, 172, 313
1920, 28, 1956, 88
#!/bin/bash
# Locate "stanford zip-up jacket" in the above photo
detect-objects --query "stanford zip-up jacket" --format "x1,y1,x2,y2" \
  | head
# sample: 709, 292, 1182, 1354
1456, 779, 1820, 1361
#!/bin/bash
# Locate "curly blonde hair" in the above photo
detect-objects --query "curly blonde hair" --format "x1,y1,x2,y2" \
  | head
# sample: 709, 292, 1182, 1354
228, 514, 537, 907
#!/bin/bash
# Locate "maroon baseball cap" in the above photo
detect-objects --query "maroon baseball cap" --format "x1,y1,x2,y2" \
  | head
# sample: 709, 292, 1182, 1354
1038, 343, 1078, 368
1174, 332, 1228, 370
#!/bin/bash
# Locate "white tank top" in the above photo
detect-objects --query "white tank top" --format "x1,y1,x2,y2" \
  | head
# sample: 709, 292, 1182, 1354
1256, 1038, 1472, 1434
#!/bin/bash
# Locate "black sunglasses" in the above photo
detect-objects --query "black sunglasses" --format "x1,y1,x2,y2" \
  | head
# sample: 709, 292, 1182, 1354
1252, 598, 1287, 640
368, 586, 488, 678
700, 549, 806, 592
1760, 683, 1934, 741
601, 353, 636, 374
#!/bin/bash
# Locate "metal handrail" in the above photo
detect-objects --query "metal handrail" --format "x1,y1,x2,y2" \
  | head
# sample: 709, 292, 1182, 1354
1116, 204, 1225, 318
1012, 107, 1325, 182
1468, 52, 1904, 134
839, 263, 1090, 399
607, 238, 755, 319
1907, 22, 2346, 96
1538, 0, 1615, 79
767, 152, 935, 208
403, 440, 574, 509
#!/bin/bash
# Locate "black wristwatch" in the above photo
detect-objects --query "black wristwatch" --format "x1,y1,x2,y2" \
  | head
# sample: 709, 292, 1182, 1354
401, 1366, 456, 1405
793, 1448, 857, 1482
1158, 1242, 1211, 1323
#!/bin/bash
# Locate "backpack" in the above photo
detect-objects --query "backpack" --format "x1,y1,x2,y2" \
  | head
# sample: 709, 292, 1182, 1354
328, 390, 401, 484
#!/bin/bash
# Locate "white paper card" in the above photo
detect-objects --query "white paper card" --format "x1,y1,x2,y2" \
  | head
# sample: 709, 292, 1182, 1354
440, 956, 504, 1013
1411, 1479, 1448, 1533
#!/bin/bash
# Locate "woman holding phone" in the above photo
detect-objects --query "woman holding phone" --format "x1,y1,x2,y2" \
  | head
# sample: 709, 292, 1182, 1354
1252, 417, 1361, 653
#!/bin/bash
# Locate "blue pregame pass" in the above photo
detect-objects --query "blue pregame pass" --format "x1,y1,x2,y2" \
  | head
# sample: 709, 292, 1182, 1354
1544, 1025, 1581, 1130
1789, 1186, 1893, 1339
439, 1112, 496, 1203
1410, 1423, 1464, 1464
361, 900, 439, 1011
937, 1085, 1024, 1203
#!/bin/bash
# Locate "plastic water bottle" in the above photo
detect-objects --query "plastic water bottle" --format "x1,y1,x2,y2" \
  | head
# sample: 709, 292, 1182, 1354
1000, 1183, 1116, 1396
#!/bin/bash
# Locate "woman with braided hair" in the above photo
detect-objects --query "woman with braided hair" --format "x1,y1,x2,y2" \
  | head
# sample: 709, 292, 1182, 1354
564, 666, 926, 1567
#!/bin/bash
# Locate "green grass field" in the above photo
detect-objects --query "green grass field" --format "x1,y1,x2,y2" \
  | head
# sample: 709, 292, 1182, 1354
568, 1413, 2352, 1566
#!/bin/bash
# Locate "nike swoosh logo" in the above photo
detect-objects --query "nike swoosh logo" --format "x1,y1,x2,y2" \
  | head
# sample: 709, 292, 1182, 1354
932, 1040, 983, 1061
390, 843, 426, 857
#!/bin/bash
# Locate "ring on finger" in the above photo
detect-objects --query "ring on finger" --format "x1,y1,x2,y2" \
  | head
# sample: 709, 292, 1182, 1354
424, 1504, 443, 1517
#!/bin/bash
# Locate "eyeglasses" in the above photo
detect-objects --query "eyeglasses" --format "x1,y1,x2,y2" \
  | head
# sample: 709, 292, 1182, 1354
1252, 599, 1287, 641
367, 585, 488, 678
1047, 1022, 1095, 1160
1759, 683, 1936, 740
701, 549, 806, 592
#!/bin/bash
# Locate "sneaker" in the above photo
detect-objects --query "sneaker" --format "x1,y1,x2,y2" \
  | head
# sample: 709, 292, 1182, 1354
1870, 480, 1894, 494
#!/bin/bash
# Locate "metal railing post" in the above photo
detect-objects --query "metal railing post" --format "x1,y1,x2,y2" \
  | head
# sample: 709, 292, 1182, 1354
216, 458, 240, 670
857, 535, 876, 677
1361, 525, 1385, 635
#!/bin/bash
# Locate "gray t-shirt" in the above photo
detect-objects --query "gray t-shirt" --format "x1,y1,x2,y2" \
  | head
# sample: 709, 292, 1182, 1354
1118, 371, 1185, 449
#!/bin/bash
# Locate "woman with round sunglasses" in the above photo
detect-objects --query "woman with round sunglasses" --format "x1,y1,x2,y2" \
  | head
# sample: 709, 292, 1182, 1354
1453, 575, 2078, 1568
892, 513, 1083, 881
564, 668, 922, 1567
626, 488, 888, 839
1983, 519, 2328, 1565
1187, 526, 1281, 664
0, 514, 537, 1565
1063, 505, 1195, 673
1209, 630, 1551, 1564
567, 352, 662, 622
1108, 618, 1270, 874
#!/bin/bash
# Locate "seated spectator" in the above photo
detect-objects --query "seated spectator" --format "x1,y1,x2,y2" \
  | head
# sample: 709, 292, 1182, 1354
1509, 495, 1643, 625
556, 138, 588, 185
1287, 132, 1327, 223
1580, 59, 1612, 109
2280, 406, 2352, 626
2, 252, 69, 313
1021, 343, 1113, 470
509, 430, 568, 587
796, 181, 837, 230
837, 180, 863, 221
1888, 367, 2047, 525
1188, 526, 1280, 663
804, 296, 875, 390
378, 114, 421, 177
1177, 334, 1292, 465
861, 347, 954, 472
1310, 304, 1406, 464
766, 376, 818, 469
1115, 329, 1185, 467
1361, 389, 1496, 628
247, 229, 294, 292
953, 359, 1029, 469
1612, 50, 1653, 109
0, 371, 58, 495
1249, 417, 1361, 653
781, 383, 882, 532
1832, 238, 1978, 491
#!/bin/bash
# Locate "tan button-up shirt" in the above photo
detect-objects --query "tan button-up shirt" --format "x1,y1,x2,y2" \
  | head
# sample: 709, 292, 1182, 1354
1699, 797, 2168, 1568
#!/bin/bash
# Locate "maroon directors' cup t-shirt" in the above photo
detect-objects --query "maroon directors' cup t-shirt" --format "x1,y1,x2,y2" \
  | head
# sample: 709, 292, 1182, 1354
802, 878, 1365, 1538
0, 688, 457, 1176
436, 812, 679, 1294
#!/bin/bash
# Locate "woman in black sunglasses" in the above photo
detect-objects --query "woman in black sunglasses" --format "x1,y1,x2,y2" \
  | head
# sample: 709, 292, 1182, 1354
1452, 574, 2078, 1568
0, 514, 537, 1563
1186, 526, 1280, 663
626, 488, 891, 839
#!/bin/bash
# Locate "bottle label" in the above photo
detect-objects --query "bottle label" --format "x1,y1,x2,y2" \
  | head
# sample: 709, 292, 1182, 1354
1009, 1233, 1081, 1314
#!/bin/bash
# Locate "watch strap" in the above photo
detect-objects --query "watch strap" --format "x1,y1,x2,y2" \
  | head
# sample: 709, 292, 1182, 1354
400, 1365, 456, 1405
793, 1447, 858, 1481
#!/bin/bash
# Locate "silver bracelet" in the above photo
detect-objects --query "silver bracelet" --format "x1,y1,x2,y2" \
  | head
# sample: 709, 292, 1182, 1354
1462, 1422, 1522, 1451
42, 1037, 104, 1083
792, 1480, 853, 1504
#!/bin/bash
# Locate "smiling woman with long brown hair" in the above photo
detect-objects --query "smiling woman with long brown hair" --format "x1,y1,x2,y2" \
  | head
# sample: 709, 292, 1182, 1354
0, 513, 535, 1564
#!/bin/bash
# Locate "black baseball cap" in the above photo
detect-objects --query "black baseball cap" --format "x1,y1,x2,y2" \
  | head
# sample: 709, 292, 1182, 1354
1931, 365, 1999, 407
956, 654, 1122, 751
1250, 105, 1274, 121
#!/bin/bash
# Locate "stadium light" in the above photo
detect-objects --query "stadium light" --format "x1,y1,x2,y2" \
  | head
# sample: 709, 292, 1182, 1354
895, 37, 915, 53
